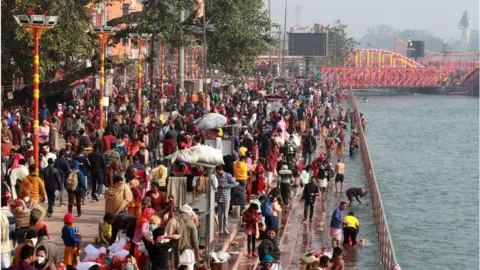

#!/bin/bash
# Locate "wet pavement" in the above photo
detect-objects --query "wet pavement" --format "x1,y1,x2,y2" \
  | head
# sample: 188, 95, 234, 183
232, 106, 381, 270
234, 108, 341, 270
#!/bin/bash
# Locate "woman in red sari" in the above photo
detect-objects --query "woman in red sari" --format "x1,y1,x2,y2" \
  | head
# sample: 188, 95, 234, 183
144, 181, 164, 214
254, 158, 266, 194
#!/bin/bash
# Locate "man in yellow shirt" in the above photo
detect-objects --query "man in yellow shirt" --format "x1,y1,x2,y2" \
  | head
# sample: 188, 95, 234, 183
343, 211, 360, 247
233, 155, 249, 190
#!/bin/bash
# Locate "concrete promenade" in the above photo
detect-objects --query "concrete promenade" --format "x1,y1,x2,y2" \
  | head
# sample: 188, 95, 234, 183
38, 104, 381, 269
233, 106, 381, 270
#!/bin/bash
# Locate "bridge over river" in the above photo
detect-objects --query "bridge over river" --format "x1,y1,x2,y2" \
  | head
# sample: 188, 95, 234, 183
257, 45, 479, 89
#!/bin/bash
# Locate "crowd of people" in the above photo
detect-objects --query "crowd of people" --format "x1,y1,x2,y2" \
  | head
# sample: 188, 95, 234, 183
0, 76, 370, 270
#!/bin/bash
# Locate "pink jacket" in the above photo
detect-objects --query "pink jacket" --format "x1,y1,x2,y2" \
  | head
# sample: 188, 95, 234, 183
39, 125, 50, 144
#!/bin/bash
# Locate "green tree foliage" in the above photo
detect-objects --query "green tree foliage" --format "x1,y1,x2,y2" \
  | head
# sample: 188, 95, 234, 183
109, 0, 276, 75
203, 0, 275, 75
312, 20, 355, 67
1, 0, 97, 84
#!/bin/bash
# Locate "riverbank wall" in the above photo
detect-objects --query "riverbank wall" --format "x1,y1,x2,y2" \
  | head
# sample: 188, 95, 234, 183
355, 86, 479, 97
349, 90, 400, 270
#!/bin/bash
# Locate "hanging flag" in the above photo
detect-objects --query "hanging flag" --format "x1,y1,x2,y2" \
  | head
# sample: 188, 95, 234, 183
195, 0, 204, 18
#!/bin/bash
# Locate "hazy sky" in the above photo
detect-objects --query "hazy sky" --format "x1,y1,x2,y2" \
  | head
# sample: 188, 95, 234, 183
264, 0, 479, 40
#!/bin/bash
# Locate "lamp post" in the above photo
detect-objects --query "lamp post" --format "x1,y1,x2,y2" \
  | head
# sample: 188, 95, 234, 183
282, 0, 287, 77
14, 14, 58, 172
161, 42, 165, 95
185, 47, 189, 80
191, 48, 196, 79
129, 33, 152, 122
92, 26, 117, 132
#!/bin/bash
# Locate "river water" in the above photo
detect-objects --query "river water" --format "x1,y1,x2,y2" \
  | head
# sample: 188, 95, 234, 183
356, 93, 479, 269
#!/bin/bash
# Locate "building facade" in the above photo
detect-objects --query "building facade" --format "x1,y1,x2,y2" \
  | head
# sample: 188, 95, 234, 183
87, 0, 145, 59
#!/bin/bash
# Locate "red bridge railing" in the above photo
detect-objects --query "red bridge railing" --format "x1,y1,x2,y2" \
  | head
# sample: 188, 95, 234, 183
321, 67, 446, 88
462, 67, 479, 85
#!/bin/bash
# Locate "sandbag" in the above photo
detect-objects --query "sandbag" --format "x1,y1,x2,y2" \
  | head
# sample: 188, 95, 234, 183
293, 134, 301, 147
107, 235, 129, 257
77, 262, 101, 270
176, 149, 198, 163
84, 244, 107, 260
109, 249, 129, 259
191, 145, 224, 165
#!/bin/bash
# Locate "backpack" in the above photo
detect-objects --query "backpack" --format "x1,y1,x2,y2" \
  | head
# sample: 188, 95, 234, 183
64, 118, 75, 133
66, 170, 79, 191
287, 143, 295, 155
308, 136, 316, 153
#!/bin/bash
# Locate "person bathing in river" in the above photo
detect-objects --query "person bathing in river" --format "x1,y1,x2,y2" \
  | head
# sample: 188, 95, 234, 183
360, 113, 367, 130
334, 159, 345, 193
346, 187, 367, 206
342, 211, 360, 247
331, 247, 344, 270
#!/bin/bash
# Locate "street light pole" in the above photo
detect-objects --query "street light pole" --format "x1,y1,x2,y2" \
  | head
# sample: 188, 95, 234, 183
179, 11, 185, 93
185, 47, 189, 80
32, 28, 41, 171
14, 14, 58, 172
137, 39, 144, 119
190, 48, 196, 80
93, 26, 117, 131
161, 41, 165, 95
282, 0, 288, 77
203, 8, 207, 87
129, 33, 152, 122
268, 0, 273, 77
100, 38, 106, 127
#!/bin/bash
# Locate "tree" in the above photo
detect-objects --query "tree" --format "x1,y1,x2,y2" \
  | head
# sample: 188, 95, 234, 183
1, 0, 97, 86
360, 24, 397, 49
109, 0, 276, 75
312, 20, 355, 67
203, 0, 276, 75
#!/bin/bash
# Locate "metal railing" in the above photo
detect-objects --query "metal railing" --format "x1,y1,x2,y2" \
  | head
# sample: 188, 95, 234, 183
349, 90, 400, 270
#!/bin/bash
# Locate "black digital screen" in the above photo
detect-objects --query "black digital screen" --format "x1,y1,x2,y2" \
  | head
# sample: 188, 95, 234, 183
288, 33, 327, 56
407, 40, 425, 58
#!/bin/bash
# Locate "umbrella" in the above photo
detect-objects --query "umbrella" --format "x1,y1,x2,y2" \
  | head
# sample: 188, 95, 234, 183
194, 113, 227, 130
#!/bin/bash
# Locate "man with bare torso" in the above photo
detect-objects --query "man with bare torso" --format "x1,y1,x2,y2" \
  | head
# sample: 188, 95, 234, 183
331, 247, 344, 270
335, 159, 345, 193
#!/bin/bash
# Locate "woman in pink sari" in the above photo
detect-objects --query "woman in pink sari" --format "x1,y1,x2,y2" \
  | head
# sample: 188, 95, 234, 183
132, 208, 155, 270
133, 208, 155, 245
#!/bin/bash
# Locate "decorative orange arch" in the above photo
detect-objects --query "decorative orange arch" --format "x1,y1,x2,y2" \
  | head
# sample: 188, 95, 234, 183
348, 48, 424, 68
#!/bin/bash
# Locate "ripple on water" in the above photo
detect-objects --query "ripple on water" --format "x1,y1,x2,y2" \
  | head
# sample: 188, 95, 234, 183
358, 95, 479, 270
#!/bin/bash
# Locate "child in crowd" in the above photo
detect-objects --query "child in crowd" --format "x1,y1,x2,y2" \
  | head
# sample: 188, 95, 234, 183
261, 254, 274, 270
61, 213, 81, 270
253, 158, 265, 194
243, 203, 260, 258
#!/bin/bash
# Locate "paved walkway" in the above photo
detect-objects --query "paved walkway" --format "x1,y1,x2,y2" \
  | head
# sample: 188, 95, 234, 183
233, 108, 340, 270
38, 196, 106, 261
232, 105, 381, 270
39, 105, 381, 268
282, 109, 341, 270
